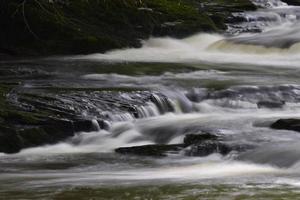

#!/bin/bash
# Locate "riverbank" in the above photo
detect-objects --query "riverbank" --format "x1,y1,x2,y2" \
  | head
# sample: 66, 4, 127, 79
0, 0, 256, 56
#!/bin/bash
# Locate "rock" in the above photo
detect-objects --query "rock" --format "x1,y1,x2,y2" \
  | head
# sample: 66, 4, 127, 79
271, 118, 300, 132
183, 133, 218, 147
97, 120, 111, 130
18, 127, 51, 147
43, 118, 75, 142
257, 100, 285, 109
0, 117, 102, 154
114, 132, 250, 157
281, 0, 300, 6
185, 88, 208, 102
73, 119, 99, 132
115, 144, 184, 157
115, 132, 221, 157
184, 141, 232, 157
0, 126, 23, 154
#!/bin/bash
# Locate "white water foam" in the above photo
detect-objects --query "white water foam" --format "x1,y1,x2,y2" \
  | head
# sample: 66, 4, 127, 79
71, 33, 300, 68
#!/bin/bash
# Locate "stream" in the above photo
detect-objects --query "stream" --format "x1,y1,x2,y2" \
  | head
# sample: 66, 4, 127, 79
2, 0, 300, 199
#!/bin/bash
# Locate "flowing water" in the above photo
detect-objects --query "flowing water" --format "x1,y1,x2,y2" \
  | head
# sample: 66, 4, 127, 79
2, 0, 300, 199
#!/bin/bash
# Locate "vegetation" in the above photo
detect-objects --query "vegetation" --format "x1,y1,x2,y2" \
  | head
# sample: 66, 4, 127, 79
0, 0, 256, 56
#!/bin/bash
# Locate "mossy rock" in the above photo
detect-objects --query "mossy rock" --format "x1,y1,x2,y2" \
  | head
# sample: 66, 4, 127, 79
0, 125, 23, 153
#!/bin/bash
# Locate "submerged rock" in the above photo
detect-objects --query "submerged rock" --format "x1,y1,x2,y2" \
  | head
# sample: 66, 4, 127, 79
115, 144, 184, 157
183, 133, 218, 146
271, 118, 300, 132
257, 100, 285, 109
183, 133, 234, 157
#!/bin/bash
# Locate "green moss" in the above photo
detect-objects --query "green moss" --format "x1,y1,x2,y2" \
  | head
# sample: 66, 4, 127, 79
90, 62, 198, 76
3, 184, 300, 200
0, 110, 41, 125
34, 61, 199, 76
0, 84, 43, 126
18, 127, 49, 146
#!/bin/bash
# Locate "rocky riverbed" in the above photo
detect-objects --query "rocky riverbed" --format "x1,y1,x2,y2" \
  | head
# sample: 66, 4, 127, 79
2, 0, 300, 199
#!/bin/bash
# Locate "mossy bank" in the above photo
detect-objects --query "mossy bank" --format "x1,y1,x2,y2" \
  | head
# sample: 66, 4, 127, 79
0, 0, 256, 56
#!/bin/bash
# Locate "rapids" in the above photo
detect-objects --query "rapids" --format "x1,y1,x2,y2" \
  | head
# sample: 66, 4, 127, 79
2, 0, 300, 199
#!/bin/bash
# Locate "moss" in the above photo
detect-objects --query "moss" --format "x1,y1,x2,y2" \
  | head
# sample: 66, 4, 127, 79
0, 110, 41, 125
0, 84, 12, 107
18, 127, 50, 147
0, 84, 43, 126
22, 184, 300, 200
58, 62, 198, 76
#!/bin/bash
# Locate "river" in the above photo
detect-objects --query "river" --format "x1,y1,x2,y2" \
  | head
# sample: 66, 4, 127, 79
2, 0, 300, 199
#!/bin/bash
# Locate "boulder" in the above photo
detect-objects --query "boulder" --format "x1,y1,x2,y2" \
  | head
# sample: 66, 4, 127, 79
271, 118, 300, 132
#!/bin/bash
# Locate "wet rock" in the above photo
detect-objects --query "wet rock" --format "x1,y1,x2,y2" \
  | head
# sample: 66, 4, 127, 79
257, 100, 285, 109
271, 118, 300, 132
73, 120, 98, 132
18, 127, 51, 147
183, 133, 218, 147
0, 126, 23, 154
43, 118, 74, 141
184, 141, 232, 157
185, 88, 208, 102
150, 94, 174, 114
0, 117, 102, 154
115, 144, 184, 157
281, 0, 300, 6
115, 132, 221, 157
97, 120, 111, 130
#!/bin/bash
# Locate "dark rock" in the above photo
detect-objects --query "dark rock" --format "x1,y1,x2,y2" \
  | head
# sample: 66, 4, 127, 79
150, 94, 174, 114
18, 127, 51, 147
257, 100, 285, 109
115, 131, 224, 157
97, 120, 111, 130
0, 117, 101, 154
185, 88, 208, 102
115, 144, 184, 157
183, 133, 218, 147
184, 141, 232, 157
73, 120, 98, 132
271, 118, 300, 132
281, 0, 300, 6
0, 126, 23, 154
42, 118, 75, 142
